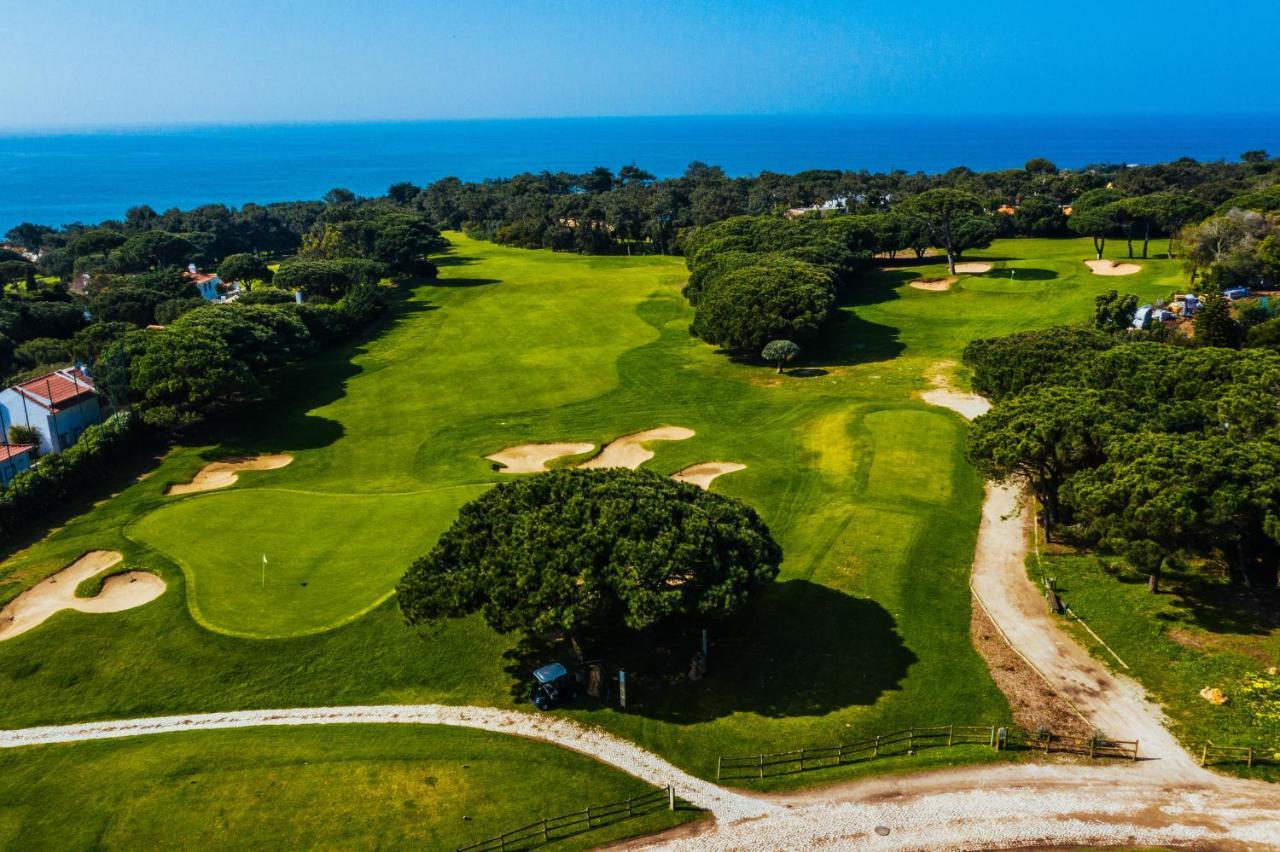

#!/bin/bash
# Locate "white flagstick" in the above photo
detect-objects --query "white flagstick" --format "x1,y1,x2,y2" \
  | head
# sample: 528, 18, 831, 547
262, 553, 267, 589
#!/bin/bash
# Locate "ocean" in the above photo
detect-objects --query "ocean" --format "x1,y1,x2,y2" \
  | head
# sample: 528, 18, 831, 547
2, 114, 1279, 233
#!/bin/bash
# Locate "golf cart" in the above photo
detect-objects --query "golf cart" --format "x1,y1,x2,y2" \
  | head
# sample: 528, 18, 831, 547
529, 662, 577, 710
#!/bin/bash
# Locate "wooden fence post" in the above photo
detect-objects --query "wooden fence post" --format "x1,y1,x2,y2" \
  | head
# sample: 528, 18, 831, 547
541, 818, 549, 843
758, 754, 764, 779
1201, 743, 1208, 766
908, 727, 914, 752
668, 785, 675, 811
799, 748, 805, 771
1247, 747, 1253, 768
837, 744, 844, 764
1132, 740, 1138, 762
1089, 736, 1095, 759
988, 727, 995, 749
874, 735, 880, 757
947, 724, 954, 747
717, 757, 723, 780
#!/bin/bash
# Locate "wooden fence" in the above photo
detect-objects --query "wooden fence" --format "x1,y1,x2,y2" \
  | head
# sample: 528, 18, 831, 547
456, 786, 675, 851
1201, 740, 1276, 768
717, 724, 1139, 780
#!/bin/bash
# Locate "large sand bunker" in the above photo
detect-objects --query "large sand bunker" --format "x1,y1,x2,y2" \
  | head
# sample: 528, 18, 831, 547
487, 442, 595, 473
579, 427, 696, 470
954, 262, 993, 274
671, 462, 747, 489
909, 276, 956, 291
1085, 259, 1142, 276
166, 454, 294, 495
0, 551, 165, 641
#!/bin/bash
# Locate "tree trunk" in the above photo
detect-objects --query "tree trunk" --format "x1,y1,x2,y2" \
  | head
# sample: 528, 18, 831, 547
946, 250, 956, 275
1147, 573, 1159, 593
1094, 237, 1105, 260
775, 362, 783, 374
1126, 235, 1134, 258
1142, 223, 1150, 259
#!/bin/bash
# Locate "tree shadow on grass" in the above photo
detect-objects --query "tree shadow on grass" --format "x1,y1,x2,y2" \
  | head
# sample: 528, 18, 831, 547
969, 267, 1058, 281
1155, 570, 1280, 637
501, 580, 916, 722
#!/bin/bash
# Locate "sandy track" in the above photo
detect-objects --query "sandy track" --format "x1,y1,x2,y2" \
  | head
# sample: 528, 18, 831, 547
486, 442, 595, 473
922, 369, 1204, 780
166, 454, 293, 495
579, 427, 695, 470
671, 462, 746, 489
0, 551, 165, 641
1085, 259, 1142, 276
0, 705, 770, 822
3, 707, 1276, 850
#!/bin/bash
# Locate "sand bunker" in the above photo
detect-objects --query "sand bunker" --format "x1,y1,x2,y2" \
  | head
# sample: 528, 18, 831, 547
1085, 259, 1142, 276
579, 427, 696, 470
954, 262, 993, 274
166, 454, 294, 495
487, 442, 595, 473
909, 276, 956, 291
0, 551, 165, 641
671, 462, 746, 490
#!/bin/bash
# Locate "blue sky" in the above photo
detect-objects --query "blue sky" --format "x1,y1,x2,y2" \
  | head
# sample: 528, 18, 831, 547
2, 0, 1278, 129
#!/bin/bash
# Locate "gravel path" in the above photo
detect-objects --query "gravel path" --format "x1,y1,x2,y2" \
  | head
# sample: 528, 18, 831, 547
0, 704, 773, 823
923, 370, 1204, 780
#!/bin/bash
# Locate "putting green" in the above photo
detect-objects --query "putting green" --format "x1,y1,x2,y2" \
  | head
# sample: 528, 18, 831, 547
131, 487, 484, 637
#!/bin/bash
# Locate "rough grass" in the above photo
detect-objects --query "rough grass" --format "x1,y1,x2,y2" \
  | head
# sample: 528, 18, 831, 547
1039, 552, 1280, 782
0, 235, 1198, 837
0, 725, 697, 850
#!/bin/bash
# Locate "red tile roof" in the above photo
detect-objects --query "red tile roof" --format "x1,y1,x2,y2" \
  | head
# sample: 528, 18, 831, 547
0, 443, 35, 463
186, 272, 220, 285
12, 368, 97, 411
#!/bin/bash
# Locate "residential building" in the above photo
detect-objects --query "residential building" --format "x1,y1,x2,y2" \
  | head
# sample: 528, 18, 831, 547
0, 442, 35, 488
0, 367, 103, 455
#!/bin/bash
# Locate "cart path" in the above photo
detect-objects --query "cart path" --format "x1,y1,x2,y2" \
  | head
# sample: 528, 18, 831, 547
0, 704, 774, 822
921, 371, 1204, 780
2, 707, 1277, 850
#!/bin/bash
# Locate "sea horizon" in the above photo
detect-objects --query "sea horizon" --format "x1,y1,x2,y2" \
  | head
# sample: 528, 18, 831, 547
4, 112, 1280, 232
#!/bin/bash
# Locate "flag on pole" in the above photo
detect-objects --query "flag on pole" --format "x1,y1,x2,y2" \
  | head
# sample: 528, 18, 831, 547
262, 553, 267, 588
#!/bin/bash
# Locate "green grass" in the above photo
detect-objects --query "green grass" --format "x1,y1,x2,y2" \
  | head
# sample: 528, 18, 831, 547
0, 235, 1200, 839
1039, 551, 1280, 781
0, 726, 697, 850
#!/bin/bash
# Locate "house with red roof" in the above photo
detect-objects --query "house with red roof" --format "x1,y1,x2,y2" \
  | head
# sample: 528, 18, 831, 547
0, 442, 35, 488
0, 367, 104, 456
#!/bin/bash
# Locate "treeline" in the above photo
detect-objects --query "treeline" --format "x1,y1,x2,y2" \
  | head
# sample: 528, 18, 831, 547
368, 153, 1280, 255
963, 326, 1280, 593
0, 197, 446, 383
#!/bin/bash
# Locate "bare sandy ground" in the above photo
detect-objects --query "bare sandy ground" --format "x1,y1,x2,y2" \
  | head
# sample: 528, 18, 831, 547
1085, 259, 1142, 276
671, 462, 746, 489
580, 427, 695, 470
908, 276, 956, 291
0, 551, 165, 641
918, 364, 991, 420
166, 454, 293, 495
487, 442, 594, 473
954, 262, 993, 274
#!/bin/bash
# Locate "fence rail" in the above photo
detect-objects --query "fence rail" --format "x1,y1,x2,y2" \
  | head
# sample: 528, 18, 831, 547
717, 724, 1139, 780
457, 786, 675, 851
1201, 740, 1276, 768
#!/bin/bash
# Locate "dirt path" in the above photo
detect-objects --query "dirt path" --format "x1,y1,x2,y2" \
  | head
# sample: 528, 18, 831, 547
921, 367, 1205, 780
3, 706, 1275, 850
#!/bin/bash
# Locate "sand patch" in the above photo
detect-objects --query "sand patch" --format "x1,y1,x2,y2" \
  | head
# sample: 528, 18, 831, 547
1085, 259, 1142, 276
919, 362, 991, 421
0, 551, 165, 641
487, 442, 595, 473
671, 462, 746, 490
954, 262, 993, 274
909, 276, 956, 291
580, 427, 695, 470
166, 454, 294, 495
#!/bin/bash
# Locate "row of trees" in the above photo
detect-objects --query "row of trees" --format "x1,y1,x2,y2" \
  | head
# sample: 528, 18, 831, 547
964, 328, 1280, 593
366, 153, 1279, 256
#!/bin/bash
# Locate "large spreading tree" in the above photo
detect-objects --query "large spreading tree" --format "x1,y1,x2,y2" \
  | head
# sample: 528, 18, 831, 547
396, 469, 782, 657
898, 188, 986, 274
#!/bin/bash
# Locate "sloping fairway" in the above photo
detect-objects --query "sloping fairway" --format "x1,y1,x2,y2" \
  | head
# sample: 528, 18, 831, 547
0, 726, 695, 849
0, 235, 1184, 800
